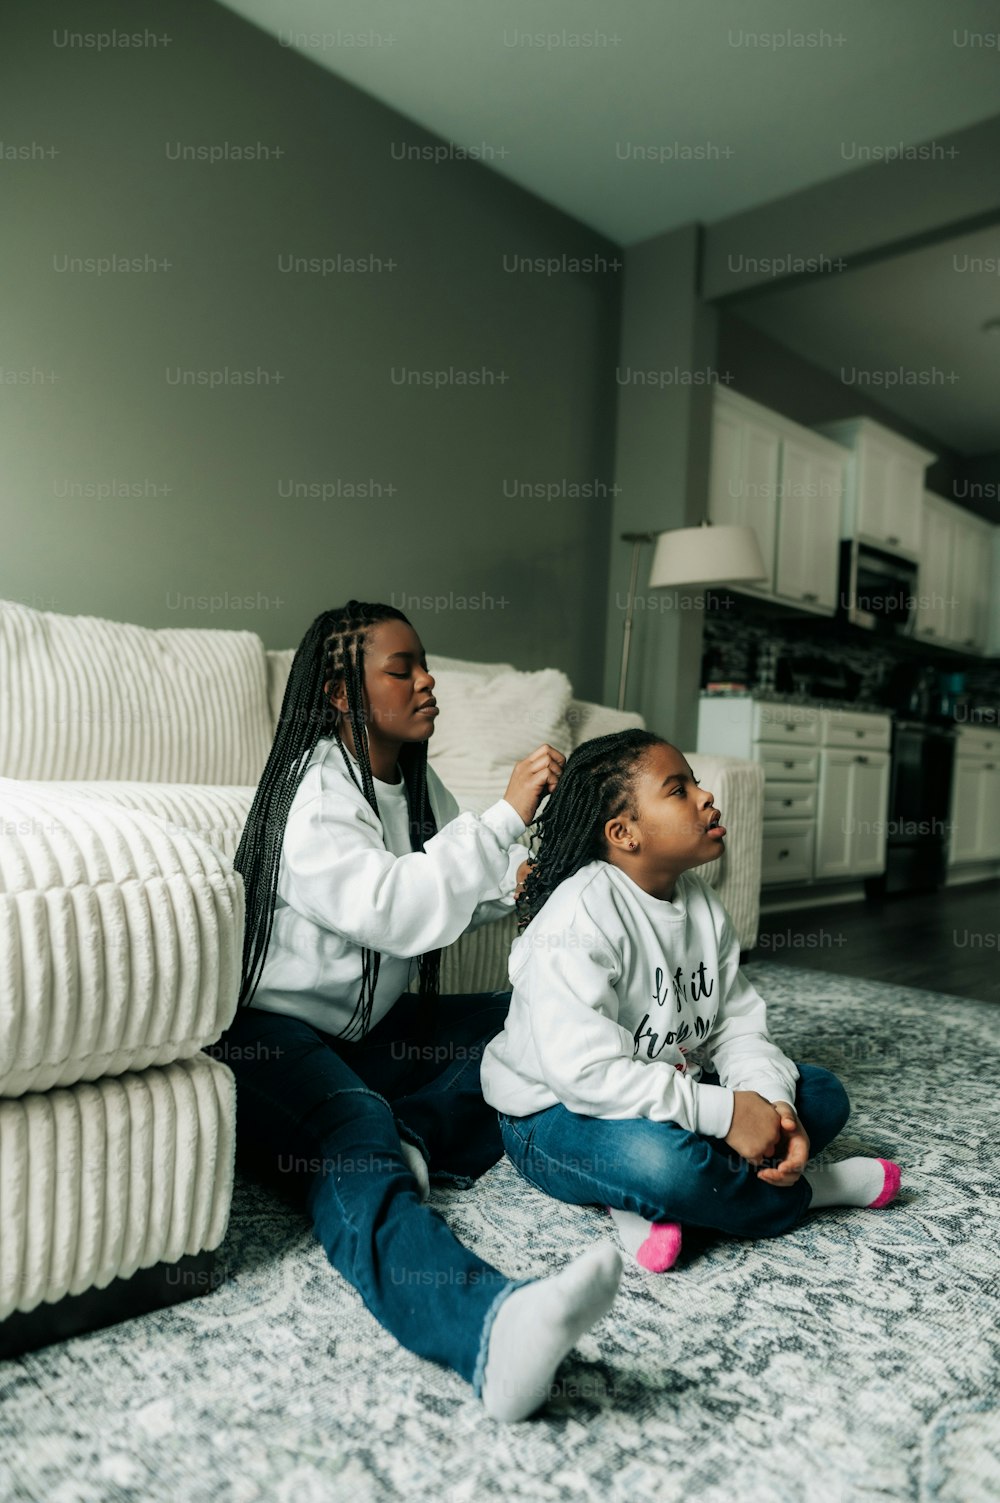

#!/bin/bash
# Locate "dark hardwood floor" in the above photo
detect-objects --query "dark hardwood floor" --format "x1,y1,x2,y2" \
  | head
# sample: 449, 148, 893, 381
746, 879, 1000, 1004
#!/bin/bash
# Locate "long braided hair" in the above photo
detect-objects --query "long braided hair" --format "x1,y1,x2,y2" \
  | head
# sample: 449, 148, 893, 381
516, 729, 667, 931
234, 601, 441, 1038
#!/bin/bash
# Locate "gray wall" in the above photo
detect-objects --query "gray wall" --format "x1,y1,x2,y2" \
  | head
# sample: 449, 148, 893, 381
1, 0, 620, 697
602, 226, 718, 751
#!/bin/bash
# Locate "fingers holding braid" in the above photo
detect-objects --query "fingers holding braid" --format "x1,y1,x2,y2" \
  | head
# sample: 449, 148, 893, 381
504, 744, 567, 824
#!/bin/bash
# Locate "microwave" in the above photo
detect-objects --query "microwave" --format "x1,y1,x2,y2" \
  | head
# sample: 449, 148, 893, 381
840, 540, 918, 633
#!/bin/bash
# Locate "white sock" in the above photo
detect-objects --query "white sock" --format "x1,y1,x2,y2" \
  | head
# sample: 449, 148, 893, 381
399, 1140, 430, 1203
804, 1156, 900, 1210
481, 1244, 622, 1422
608, 1208, 683, 1272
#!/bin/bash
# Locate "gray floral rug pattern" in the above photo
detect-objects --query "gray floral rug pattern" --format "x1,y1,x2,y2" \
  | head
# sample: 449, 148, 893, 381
1, 964, 998, 1503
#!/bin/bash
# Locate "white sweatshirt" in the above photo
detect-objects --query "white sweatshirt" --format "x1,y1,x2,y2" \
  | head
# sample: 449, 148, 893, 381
480, 861, 798, 1139
252, 737, 527, 1035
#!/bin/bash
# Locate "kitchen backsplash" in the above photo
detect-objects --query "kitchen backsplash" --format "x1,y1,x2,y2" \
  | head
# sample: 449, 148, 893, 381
701, 593, 1000, 721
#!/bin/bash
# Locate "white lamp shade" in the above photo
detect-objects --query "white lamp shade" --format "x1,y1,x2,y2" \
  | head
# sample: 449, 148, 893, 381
647, 525, 767, 588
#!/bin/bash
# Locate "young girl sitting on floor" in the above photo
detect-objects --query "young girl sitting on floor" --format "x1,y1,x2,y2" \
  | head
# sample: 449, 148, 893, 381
217, 602, 621, 1423
481, 729, 901, 1273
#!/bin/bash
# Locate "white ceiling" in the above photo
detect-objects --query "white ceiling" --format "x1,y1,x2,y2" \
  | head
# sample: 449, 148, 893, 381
217, 0, 1000, 245
732, 224, 1000, 457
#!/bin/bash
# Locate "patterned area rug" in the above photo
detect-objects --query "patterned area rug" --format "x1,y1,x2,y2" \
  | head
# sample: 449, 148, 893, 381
1, 965, 998, 1503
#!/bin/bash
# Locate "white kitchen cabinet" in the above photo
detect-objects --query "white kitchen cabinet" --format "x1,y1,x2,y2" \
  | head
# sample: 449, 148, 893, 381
850, 754, 893, 874
706, 400, 743, 532
698, 697, 891, 889
949, 728, 1000, 864
917, 492, 994, 653
949, 510, 992, 653
815, 748, 891, 879
707, 390, 844, 614
814, 749, 853, 878
915, 494, 955, 644
773, 440, 842, 611
814, 417, 933, 557
950, 760, 984, 863
989, 531, 1000, 657
707, 397, 778, 595
986, 765, 1000, 861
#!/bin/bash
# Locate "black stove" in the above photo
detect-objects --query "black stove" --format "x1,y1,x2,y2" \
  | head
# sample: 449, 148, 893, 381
868, 718, 956, 897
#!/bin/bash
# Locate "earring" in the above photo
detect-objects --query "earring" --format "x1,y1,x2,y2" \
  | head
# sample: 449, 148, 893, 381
628, 841, 637, 851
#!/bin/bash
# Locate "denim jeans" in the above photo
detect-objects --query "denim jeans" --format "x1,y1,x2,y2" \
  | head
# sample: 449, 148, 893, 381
499, 1063, 851, 1240
213, 991, 527, 1393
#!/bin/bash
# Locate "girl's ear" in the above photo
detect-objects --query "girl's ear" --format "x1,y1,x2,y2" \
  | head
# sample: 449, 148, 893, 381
324, 676, 349, 715
604, 816, 634, 853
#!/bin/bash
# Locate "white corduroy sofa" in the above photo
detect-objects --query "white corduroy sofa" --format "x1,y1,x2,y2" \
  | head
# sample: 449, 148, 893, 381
0, 600, 763, 1351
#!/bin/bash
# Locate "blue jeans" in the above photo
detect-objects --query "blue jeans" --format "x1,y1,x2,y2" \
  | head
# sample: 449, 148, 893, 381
213, 991, 526, 1393
499, 1063, 851, 1239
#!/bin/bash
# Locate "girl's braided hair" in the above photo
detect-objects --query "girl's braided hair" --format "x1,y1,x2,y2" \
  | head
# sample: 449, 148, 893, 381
516, 728, 667, 931
233, 600, 440, 1037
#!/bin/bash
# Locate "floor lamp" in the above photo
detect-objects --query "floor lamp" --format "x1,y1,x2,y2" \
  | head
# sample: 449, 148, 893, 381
617, 523, 767, 711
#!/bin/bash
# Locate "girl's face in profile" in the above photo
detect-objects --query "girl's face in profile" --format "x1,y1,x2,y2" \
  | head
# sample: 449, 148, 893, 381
605, 742, 725, 892
328, 618, 439, 752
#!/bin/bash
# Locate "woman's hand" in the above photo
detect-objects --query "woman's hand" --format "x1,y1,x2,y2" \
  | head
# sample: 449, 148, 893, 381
724, 1091, 783, 1165
514, 860, 534, 899
756, 1102, 810, 1186
503, 744, 566, 826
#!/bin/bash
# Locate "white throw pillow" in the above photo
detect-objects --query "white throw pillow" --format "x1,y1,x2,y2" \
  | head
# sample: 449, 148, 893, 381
0, 600, 272, 785
426, 654, 515, 681
428, 667, 573, 814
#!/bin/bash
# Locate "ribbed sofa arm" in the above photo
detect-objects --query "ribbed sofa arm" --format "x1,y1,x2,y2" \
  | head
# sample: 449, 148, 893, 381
682, 750, 764, 951
439, 912, 518, 997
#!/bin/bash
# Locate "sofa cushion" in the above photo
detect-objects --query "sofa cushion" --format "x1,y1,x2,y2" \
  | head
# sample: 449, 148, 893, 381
0, 780, 244, 1096
427, 667, 573, 814
0, 601, 273, 785
0, 1052, 235, 1320
35, 781, 256, 863
266, 648, 296, 729
426, 654, 515, 681
565, 699, 646, 749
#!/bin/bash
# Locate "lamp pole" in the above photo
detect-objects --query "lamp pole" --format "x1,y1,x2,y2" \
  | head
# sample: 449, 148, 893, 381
617, 531, 655, 711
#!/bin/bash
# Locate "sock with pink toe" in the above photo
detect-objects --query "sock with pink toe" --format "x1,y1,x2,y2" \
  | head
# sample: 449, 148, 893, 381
803, 1157, 901, 1210
608, 1208, 683, 1271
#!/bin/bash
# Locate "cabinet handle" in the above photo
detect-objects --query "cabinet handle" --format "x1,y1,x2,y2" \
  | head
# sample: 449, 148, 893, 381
782, 799, 794, 806
985, 763, 996, 771
886, 534, 900, 546
964, 639, 975, 648
801, 592, 818, 602
924, 627, 936, 636
778, 849, 790, 859
855, 755, 869, 764
783, 759, 795, 768
784, 724, 798, 732
855, 729, 865, 738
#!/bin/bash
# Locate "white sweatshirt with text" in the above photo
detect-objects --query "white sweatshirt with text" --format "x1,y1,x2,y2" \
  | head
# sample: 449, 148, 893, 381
480, 861, 798, 1138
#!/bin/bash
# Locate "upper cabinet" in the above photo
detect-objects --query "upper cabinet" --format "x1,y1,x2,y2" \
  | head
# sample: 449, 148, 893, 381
707, 388, 845, 615
707, 396, 996, 652
916, 492, 993, 654
812, 417, 934, 558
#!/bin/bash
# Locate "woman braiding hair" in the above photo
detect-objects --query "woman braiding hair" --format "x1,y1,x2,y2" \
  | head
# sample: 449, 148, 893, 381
235, 601, 440, 1036
218, 600, 622, 1420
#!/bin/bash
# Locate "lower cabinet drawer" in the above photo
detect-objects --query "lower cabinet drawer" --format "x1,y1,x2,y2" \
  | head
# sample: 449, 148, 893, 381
757, 748, 820, 782
764, 782, 817, 821
761, 821, 815, 884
